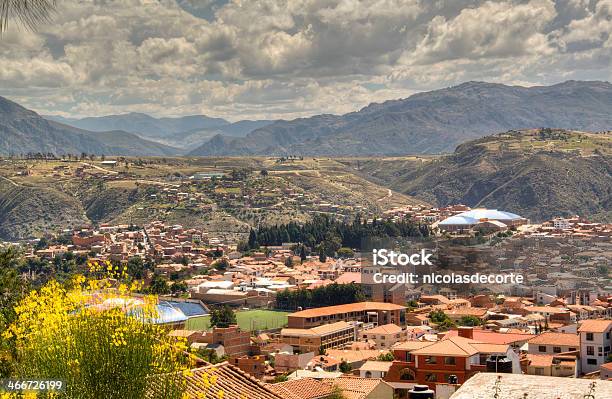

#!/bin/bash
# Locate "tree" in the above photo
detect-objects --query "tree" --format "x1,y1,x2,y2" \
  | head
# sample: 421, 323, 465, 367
318, 247, 327, 263
339, 360, 352, 373
429, 310, 456, 331
299, 245, 307, 263
127, 256, 146, 279
0, 248, 29, 377
458, 315, 481, 327
377, 352, 395, 361
148, 274, 170, 295
213, 258, 230, 271
337, 247, 354, 259
209, 305, 237, 328
0, 0, 56, 32
248, 229, 259, 249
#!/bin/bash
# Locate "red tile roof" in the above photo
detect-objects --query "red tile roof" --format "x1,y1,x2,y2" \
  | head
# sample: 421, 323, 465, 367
267, 378, 335, 399
289, 302, 406, 318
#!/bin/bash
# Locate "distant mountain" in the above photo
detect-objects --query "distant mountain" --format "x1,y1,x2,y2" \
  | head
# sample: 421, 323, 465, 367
386, 129, 612, 222
189, 81, 612, 156
47, 114, 274, 150
0, 97, 179, 156
46, 112, 228, 138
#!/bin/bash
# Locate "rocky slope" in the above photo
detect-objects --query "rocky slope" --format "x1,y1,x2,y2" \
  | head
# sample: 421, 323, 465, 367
190, 81, 612, 156
385, 129, 612, 221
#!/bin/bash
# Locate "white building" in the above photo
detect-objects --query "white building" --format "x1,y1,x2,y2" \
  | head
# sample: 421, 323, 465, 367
578, 319, 612, 374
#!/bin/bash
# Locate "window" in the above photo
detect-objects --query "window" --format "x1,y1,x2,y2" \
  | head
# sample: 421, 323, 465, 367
569, 348, 576, 352
444, 357, 456, 365
553, 347, 561, 353
399, 368, 415, 381
405, 353, 412, 362
538, 346, 547, 353
365, 371, 372, 378
586, 333, 594, 341
425, 356, 437, 364
606, 332, 610, 340
587, 346, 594, 356
535, 367, 544, 376
587, 359, 597, 365
425, 373, 437, 382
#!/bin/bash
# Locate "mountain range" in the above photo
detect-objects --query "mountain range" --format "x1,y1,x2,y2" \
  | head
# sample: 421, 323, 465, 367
190, 80, 612, 156
46, 113, 274, 150
0, 97, 178, 156
1, 80, 611, 156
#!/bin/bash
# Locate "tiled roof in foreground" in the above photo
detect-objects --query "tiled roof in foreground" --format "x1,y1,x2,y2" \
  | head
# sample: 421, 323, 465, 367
450, 373, 612, 399
182, 362, 283, 399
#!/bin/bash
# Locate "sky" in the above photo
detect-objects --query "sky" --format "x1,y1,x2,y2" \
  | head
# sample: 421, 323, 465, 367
0, 0, 610, 121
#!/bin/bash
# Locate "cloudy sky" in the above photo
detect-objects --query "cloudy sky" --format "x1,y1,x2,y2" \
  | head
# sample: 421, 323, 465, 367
1, 0, 611, 120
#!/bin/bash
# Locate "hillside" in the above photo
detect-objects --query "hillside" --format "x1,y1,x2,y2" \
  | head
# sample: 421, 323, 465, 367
0, 156, 424, 240
0, 97, 180, 156
190, 81, 612, 156
380, 129, 612, 222
0, 181, 88, 240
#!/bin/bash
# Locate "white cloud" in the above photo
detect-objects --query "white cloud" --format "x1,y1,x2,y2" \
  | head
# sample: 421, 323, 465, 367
0, 0, 609, 120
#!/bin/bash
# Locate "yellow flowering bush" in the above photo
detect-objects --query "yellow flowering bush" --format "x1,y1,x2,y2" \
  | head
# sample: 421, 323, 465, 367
2, 260, 195, 399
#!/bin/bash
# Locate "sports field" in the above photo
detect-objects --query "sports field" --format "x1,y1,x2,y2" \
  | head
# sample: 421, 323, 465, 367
185, 309, 289, 331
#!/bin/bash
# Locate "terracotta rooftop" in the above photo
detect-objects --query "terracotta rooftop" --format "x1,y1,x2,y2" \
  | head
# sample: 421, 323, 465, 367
321, 376, 389, 399
578, 319, 612, 333
527, 332, 579, 347
411, 336, 509, 357
362, 323, 402, 335
267, 378, 335, 399
359, 360, 393, 373
289, 302, 406, 318
444, 329, 532, 345
174, 362, 283, 399
281, 321, 354, 337
525, 353, 554, 368
326, 349, 388, 363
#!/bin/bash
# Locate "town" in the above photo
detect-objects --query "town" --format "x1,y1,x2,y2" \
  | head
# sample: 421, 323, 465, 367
2, 187, 610, 398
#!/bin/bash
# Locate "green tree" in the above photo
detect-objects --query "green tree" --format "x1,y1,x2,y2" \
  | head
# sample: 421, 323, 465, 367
209, 305, 237, 328
127, 256, 146, 279
248, 229, 259, 249
377, 352, 395, 361
458, 315, 481, 327
213, 258, 230, 271
0, 248, 29, 377
339, 360, 352, 373
337, 247, 354, 259
148, 274, 170, 295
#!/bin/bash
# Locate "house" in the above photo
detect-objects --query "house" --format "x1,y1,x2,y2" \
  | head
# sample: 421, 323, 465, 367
385, 328, 520, 396
202, 325, 251, 357
524, 353, 577, 377
526, 332, 579, 355
360, 323, 408, 349
358, 360, 392, 379
601, 362, 612, 380
578, 319, 612, 374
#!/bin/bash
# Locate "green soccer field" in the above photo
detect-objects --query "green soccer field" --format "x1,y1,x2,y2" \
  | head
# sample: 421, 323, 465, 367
185, 309, 289, 332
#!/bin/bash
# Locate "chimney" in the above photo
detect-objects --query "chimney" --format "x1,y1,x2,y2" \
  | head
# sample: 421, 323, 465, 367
458, 326, 474, 339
